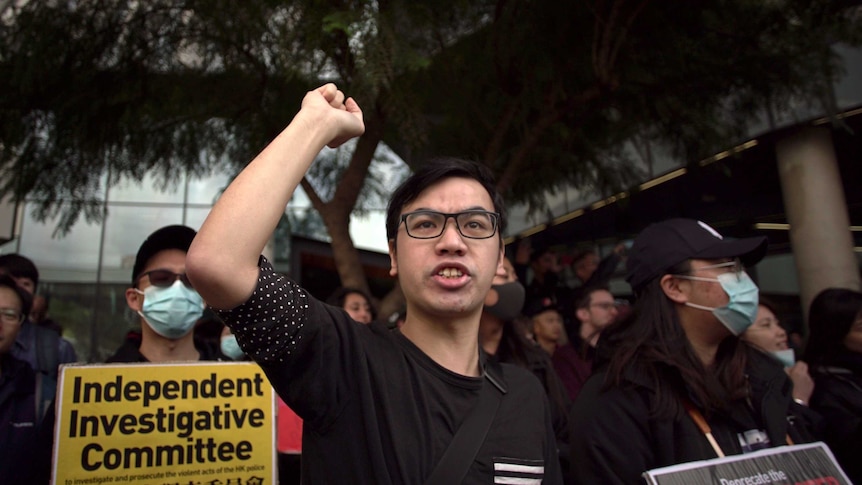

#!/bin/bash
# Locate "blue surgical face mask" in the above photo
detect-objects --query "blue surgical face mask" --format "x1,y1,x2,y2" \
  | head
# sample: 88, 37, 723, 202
220, 334, 245, 361
678, 271, 760, 336
135, 280, 204, 339
769, 348, 795, 368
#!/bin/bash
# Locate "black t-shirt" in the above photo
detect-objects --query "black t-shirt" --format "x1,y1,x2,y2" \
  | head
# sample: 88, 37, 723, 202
218, 256, 563, 484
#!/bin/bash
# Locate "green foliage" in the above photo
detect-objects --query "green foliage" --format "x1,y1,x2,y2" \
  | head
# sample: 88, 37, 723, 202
396, 0, 862, 218
0, 0, 859, 232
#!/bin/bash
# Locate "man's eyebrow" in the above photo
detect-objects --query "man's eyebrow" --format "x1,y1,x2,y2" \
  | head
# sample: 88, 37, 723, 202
407, 206, 492, 212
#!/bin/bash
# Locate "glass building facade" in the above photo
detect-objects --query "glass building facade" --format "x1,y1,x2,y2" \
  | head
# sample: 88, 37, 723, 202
2, 170, 235, 362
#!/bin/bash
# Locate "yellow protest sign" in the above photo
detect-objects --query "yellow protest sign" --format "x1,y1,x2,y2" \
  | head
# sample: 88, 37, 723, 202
52, 362, 276, 485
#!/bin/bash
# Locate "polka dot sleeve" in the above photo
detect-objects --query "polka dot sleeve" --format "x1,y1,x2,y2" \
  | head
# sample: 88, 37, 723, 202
213, 255, 308, 363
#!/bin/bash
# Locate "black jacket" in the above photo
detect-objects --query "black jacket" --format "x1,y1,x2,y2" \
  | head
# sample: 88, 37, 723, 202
569, 349, 815, 484
809, 354, 862, 485
106, 331, 224, 363
0, 354, 50, 484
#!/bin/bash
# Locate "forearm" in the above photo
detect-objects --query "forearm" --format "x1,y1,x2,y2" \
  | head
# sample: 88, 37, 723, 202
188, 84, 363, 309
189, 115, 330, 308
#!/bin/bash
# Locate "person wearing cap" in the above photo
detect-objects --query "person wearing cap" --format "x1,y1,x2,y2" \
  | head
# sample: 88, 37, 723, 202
569, 218, 815, 484
524, 296, 566, 356
514, 243, 575, 323
107, 225, 215, 363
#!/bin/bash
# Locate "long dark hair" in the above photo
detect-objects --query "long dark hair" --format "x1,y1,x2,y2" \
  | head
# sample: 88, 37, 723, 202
326, 286, 377, 320
601, 261, 748, 418
805, 287, 862, 367
495, 315, 571, 423
495, 315, 540, 367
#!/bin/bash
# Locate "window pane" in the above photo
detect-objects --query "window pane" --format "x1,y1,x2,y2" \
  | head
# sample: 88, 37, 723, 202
100, 205, 188, 283
108, 172, 188, 204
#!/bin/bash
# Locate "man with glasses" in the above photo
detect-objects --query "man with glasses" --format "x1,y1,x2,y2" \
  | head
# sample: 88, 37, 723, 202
569, 218, 815, 484
187, 84, 563, 484
0, 253, 77, 413
107, 225, 215, 363
552, 286, 618, 401
0, 273, 50, 484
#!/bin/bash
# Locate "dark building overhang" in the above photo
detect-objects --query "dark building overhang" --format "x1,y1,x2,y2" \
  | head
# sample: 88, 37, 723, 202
505, 106, 862, 255
288, 235, 394, 302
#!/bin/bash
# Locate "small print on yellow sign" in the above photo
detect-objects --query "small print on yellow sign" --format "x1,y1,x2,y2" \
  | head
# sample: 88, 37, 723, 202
52, 362, 276, 485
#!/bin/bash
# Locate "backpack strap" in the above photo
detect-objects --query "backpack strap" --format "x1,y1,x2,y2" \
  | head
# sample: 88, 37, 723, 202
424, 359, 507, 485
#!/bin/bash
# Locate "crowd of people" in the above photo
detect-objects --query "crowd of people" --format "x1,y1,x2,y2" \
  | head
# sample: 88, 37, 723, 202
1, 84, 861, 484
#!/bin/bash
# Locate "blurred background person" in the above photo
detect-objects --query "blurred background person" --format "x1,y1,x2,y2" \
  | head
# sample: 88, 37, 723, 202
805, 287, 862, 485
326, 286, 375, 324
569, 245, 625, 295
553, 287, 618, 402
740, 297, 814, 407
106, 225, 216, 363
29, 294, 63, 335
525, 296, 565, 356
480, 257, 572, 483
0, 274, 50, 484
0, 254, 76, 414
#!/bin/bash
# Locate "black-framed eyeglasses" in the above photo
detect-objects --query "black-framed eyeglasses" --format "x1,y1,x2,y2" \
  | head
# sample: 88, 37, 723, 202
0, 307, 23, 324
136, 269, 193, 289
399, 210, 500, 239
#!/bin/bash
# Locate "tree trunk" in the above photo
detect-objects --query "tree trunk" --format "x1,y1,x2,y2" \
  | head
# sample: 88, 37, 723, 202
307, 113, 385, 298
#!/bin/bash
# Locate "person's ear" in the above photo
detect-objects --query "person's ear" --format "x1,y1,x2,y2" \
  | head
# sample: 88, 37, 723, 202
660, 274, 688, 304
125, 287, 144, 312
388, 239, 398, 277
576, 307, 590, 323
495, 248, 506, 278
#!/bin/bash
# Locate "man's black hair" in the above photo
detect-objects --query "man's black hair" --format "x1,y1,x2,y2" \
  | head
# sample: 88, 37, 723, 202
0, 253, 39, 289
132, 225, 197, 285
575, 285, 611, 310
0, 273, 33, 317
385, 158, 506, 241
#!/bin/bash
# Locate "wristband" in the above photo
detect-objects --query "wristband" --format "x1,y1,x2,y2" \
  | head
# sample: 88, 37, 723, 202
793, 397, 807, 406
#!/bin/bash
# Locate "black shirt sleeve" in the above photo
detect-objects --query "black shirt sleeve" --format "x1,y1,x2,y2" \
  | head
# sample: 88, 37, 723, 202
214, 256, 361, 430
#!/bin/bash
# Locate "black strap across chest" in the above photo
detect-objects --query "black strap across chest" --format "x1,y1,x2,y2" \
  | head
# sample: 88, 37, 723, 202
423, 360, 507, 485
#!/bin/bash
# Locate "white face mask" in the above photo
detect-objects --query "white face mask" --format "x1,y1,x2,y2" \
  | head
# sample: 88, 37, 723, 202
135, 280, 204, 339
769, 348, 796, 368
675, 271, 760, 336
220, 334, 245, 361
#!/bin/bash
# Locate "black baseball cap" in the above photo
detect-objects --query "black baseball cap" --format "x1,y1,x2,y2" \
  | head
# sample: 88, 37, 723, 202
523, 295, 561, 318
132, 225, 197, 284
626, 218, 767, 292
